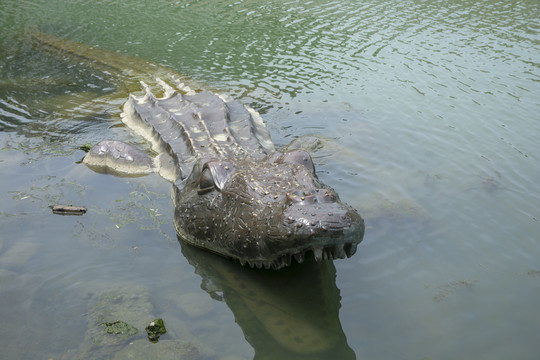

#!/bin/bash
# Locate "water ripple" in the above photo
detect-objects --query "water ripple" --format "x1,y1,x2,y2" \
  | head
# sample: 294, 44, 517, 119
147, 0, 539, 111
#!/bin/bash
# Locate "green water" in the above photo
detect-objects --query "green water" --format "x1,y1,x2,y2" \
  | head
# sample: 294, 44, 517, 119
1, 0, 539, 359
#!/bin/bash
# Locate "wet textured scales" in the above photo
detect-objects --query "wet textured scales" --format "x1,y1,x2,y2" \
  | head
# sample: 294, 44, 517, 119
92, 78, 365, 269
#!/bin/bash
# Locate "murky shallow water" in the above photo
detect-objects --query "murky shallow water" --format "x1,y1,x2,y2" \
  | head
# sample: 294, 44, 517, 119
1, 0, 539, 359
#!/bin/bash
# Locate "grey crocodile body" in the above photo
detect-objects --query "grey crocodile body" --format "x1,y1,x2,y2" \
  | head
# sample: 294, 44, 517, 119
88, 79, 364, 269
83, 78, 364, 269
28, 30, 365, 270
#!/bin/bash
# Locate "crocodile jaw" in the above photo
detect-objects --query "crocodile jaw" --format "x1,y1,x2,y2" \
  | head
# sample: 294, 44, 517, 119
173, 157, 365, 270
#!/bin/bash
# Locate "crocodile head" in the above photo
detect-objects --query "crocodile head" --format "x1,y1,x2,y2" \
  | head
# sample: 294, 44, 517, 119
173, 148, 364, 270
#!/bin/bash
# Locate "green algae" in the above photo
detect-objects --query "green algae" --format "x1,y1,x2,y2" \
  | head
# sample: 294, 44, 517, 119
79, 143, 93, 152
71, 285, 207, 359
75, 285, 155, 359
7, 175, 87, 211
145, 318, 167, 343
93, 182, 172, 232
0, 241, 39, 269
102, 320, 138, 337
112, 339, 200, 360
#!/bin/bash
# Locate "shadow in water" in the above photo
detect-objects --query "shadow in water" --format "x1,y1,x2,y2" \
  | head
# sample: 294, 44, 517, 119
180, 239, 356, 360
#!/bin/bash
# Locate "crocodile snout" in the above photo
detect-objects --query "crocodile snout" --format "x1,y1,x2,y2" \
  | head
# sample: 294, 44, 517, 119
286, 188, 338, 206
281, 187, 364, 261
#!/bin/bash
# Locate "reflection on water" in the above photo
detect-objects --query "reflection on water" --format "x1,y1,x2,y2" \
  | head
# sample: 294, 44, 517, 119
181, 241, 355, 359
1, 0, 539, 359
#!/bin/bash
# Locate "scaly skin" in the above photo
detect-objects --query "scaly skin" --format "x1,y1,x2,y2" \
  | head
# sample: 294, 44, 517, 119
120, 81, 364, 269
30, 30, 365, 269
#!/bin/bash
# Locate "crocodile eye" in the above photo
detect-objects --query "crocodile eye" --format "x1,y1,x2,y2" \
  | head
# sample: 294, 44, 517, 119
197, 161, 236, 194
198, 168, 215, 194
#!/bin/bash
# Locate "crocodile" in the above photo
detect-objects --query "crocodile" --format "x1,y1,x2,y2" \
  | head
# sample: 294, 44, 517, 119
31, 31, 365, 270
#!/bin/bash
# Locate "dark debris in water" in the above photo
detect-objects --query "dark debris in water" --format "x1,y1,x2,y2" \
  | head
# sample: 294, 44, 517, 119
50, 204, 87, 215
145, 318, 167, 343
79, 143, 93, 152
527, 269, 540, 277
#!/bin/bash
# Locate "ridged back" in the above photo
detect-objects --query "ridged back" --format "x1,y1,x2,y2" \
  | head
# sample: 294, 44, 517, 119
121, 80, 275, 179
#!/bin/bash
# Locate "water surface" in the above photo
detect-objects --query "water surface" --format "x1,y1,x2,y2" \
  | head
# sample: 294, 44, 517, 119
1, 0, 539, 359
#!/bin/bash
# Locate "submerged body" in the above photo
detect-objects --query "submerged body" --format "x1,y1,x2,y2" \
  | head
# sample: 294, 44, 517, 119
31, 31, 365, 269
90, 80, 365, 269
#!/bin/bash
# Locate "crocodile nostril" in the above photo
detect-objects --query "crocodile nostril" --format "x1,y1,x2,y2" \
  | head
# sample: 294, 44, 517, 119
286, 189, 338, 205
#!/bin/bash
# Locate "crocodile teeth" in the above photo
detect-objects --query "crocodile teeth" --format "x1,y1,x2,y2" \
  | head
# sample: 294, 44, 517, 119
242, 243, 357, 269
281, 254, 292, 267
335, 245, 346, 259
313, 247, 323, 261
322, 248, 330, 260
344, 243, 358, 258
261, 256, 292, 270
